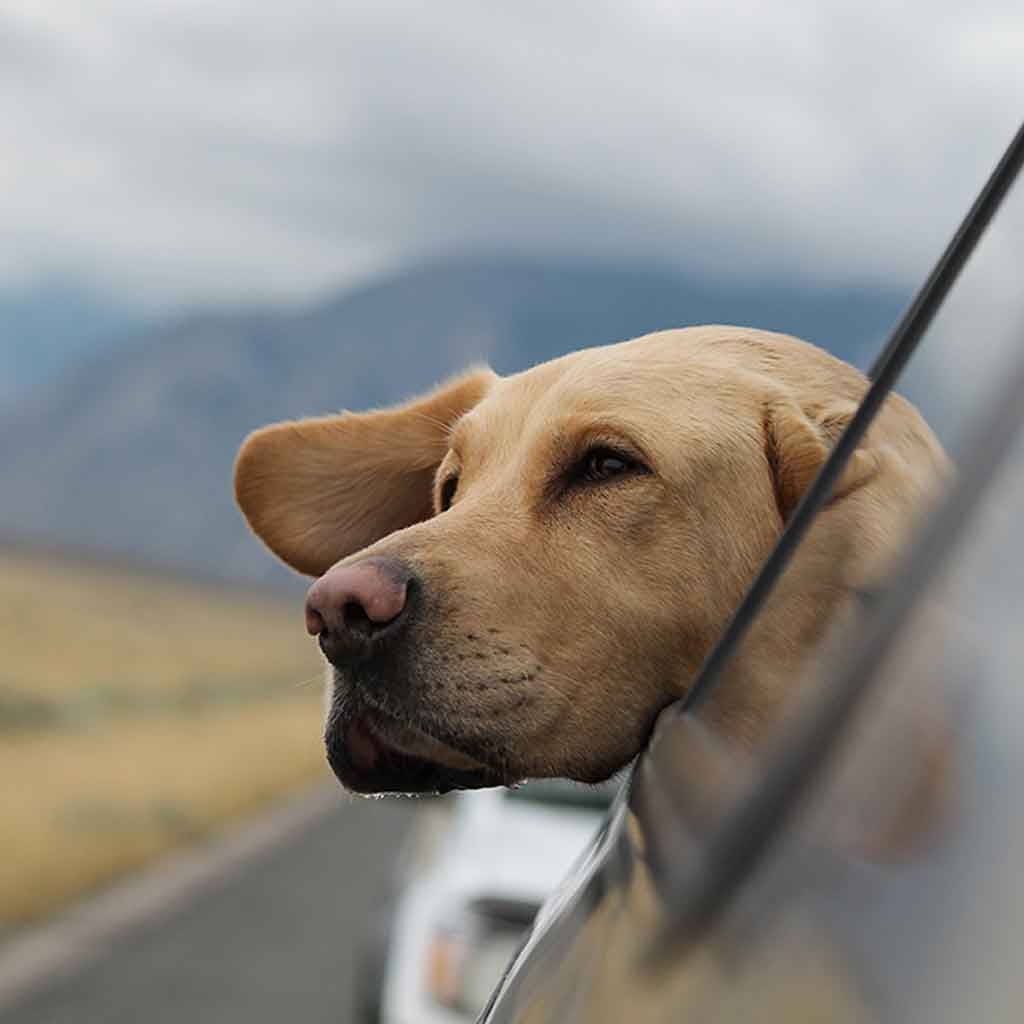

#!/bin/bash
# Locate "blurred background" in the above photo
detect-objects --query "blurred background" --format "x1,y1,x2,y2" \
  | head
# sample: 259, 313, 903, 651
0, 2, 1020, 1022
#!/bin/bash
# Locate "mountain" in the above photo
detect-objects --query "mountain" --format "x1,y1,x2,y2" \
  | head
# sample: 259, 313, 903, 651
0, 280, 145, 409
0, 256, 908, 583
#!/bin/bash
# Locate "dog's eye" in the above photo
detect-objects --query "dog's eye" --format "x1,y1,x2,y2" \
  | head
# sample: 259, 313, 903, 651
439, 474, 459, 511
579, 448, 638, 483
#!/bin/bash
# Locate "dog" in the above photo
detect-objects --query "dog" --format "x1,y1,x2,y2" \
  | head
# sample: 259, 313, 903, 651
234, 326, 951, 796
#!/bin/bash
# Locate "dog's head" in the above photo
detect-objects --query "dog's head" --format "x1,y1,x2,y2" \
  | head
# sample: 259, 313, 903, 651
235, 327, 947, 795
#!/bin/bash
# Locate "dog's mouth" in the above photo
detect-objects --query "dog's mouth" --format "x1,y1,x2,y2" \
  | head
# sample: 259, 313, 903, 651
325, 708, 507, 795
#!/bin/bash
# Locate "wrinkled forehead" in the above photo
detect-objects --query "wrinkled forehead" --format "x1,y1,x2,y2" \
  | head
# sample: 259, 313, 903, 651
449, 338, 734, 463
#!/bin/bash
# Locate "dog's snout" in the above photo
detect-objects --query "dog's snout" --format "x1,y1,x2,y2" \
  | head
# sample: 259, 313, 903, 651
305, 557, 415, 663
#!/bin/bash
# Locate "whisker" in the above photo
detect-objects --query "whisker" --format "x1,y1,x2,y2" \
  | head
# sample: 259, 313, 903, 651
290, 672, 326, 690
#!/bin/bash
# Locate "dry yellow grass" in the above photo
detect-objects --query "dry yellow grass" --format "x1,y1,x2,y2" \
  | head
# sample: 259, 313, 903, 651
0, 545, 330, 924
0, 547, 319, 699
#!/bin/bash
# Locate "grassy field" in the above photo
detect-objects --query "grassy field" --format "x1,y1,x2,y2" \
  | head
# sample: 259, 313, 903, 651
0, 545, 329, 925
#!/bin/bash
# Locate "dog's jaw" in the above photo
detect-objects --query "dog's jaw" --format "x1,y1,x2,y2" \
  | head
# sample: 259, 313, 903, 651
323, 683, 512, 795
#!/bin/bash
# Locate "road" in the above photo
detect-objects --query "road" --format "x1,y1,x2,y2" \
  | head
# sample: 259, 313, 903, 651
0, 789, 416, 1024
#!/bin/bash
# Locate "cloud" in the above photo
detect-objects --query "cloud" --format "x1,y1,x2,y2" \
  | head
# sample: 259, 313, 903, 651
0, 0, 1020, 307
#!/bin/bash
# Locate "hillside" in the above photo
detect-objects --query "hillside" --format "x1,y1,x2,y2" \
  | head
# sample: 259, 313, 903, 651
0, 280, 144, 409
0, 256, 907, 582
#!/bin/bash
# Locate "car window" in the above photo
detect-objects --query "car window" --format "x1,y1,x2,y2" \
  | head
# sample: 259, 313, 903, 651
679, 122, 1024, 720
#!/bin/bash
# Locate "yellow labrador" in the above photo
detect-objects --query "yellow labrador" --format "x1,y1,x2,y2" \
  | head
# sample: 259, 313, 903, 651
234, 326, 950, 795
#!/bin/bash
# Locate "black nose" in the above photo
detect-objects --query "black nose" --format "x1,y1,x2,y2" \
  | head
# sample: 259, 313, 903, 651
305, 557, 415, 665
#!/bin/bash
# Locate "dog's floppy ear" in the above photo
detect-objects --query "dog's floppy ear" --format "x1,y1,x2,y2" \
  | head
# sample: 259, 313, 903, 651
763, 396, 881, 521
235, 367, 497, 576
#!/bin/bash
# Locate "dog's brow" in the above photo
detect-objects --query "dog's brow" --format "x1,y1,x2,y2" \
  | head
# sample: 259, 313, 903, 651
554, 416, 652, 455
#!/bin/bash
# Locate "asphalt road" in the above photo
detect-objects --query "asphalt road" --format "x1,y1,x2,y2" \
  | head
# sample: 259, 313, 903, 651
1, 792, 416, 1024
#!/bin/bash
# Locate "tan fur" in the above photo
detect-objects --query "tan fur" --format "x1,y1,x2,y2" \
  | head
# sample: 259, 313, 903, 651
234, 326, 951, 786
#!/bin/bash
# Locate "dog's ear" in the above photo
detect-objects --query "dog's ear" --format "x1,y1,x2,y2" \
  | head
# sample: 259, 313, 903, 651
763, 396, 881, 521
235, 367, 497, 576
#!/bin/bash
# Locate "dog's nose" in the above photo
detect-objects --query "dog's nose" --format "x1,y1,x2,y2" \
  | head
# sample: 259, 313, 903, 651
305, 557, 414, 664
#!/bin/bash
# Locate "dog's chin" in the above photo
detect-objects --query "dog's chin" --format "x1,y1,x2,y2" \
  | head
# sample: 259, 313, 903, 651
325, 710, 508, 796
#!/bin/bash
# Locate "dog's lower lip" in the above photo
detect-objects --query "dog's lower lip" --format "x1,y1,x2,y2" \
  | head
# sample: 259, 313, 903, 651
327, 709, 503, 795
359, 714, 486, 773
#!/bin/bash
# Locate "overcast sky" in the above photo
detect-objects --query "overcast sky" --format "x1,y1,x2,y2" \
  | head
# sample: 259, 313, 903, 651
1, 0, 1020, 309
